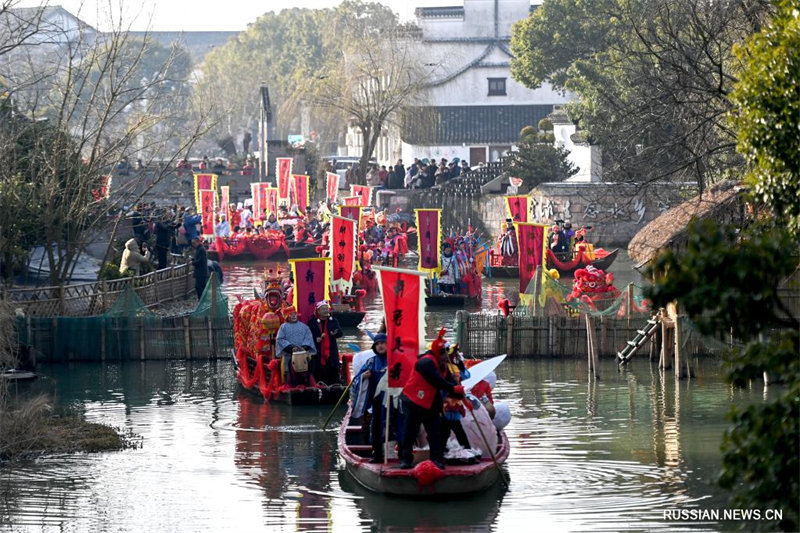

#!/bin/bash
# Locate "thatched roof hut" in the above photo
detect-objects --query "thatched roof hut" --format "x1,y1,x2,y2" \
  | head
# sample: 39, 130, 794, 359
628, 180, 747, 268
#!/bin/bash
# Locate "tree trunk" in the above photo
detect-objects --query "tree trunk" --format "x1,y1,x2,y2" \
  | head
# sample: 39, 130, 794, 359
357, 123, 381, 186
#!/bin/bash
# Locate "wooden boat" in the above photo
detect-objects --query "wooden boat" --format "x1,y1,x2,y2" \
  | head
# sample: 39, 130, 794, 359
425, 294, 480, 308
209, 235, 289, 261
1, 369, 37, 382
332, 310, 366, 328
286, 242, 321, 259
485, 248, 619, 278
338, 406, 510, 496
235, 351, 348, 406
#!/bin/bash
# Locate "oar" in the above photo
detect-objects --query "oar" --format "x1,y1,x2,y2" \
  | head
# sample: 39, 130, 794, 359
321, 354, 372, 430
321, 377, 355, 430
468, 406, 509, 489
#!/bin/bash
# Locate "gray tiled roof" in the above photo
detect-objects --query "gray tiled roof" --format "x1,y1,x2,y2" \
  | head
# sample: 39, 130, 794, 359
401, 105, 554, 145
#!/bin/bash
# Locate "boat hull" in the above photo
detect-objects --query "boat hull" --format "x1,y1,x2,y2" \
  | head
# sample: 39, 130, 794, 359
236, 354, 347, 405
485, 248, 619, 278
424, 295, 479, 308
332, 311, 366, 327
338, 407, 509, 497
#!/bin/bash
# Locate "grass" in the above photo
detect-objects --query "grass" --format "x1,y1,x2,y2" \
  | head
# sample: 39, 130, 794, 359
0, 394, 136, 462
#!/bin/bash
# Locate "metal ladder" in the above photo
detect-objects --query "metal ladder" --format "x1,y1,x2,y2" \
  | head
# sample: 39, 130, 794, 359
617, 315, 661, 365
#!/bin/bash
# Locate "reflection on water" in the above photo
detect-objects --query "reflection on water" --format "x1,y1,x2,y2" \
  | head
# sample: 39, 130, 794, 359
0, 356, 779, 532
0, 256, 772, 531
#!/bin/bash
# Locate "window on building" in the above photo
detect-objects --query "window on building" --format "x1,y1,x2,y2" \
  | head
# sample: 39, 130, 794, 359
488, 78, 506, 96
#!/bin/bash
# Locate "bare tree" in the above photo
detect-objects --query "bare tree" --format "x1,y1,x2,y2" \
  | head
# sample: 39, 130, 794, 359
0, 4, 209, 287
311, 28, 430, 184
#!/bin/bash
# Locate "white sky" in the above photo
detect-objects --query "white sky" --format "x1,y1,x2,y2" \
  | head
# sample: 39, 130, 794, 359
14, 0, 454, 31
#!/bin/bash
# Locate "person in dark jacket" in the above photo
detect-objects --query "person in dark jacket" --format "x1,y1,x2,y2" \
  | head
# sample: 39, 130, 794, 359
191, 238, 208, 298
154, 212, 177, 270
306, 301, 343, 385
398, 329, 464, 469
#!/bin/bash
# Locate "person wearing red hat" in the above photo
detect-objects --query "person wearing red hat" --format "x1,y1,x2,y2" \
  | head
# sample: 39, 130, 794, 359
398, 329, 464, 470
307, 301, 343, 385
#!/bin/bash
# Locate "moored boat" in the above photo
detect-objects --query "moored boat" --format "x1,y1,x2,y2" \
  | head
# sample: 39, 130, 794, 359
424, 294, 480, 308
485, 248, 619, 278
332, 310, 366, 328
338, 406, 509, 497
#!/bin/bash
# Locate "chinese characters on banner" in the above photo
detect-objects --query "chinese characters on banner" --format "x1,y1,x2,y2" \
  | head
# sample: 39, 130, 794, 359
289, 258, 330, 323
375, 267, 426, 391
276, 158, 293, 200
199, 189, 216, 238
292, 174, 310, 214
515, 223, 547, 304
265, 187, 278, 217
505, 195, 529, 223
350, 185, 372, 207
415, 209, 441, 273
339, 205, 361, 224
326, 172, 339, 204
257, 183, 271, 221
220, 186, 230, 222
194, 174, 217, 212
330, 215, 356, 291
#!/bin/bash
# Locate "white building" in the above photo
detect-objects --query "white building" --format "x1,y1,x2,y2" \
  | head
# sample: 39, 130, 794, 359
550, 108, 602, 183
346, 0, 571, 167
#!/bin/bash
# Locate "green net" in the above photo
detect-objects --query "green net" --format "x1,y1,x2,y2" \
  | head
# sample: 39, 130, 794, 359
191, 274, 229, 318
16, 276, 232, 362
104, 285, 156, 318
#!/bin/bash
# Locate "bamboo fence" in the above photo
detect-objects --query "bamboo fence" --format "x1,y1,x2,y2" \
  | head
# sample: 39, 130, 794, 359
3, 262, 195, 317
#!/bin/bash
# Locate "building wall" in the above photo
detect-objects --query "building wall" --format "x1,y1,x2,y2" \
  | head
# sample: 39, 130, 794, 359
419, 0, 532, 40
379, 182, 689, 246
426, 62, 569, 107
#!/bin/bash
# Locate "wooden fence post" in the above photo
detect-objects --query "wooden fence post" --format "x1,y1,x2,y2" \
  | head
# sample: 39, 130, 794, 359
139, 321, 146, 360
585, 314, 600, 379
505, 315, 514, 356
58, 285, 66, 316
183, 316, 192, 359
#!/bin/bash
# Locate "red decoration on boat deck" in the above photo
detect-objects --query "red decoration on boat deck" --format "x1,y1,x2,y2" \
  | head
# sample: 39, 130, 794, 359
412, 460, 445, 489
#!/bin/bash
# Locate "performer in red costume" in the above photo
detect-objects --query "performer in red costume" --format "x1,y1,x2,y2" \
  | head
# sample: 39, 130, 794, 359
398, 329, 464, 470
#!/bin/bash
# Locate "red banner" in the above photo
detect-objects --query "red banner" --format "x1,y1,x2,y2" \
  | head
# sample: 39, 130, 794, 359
415, 209, 441, 273
376, 267, 426, 390
293, 174, 310, 214
199, 189, 216, 238
342, 196, 360, 206
339, 205, 361, 222
220, 186, 230, 222
257, 183, 271, 221
506, 195, 529, 223
326, 172, 339, 204
265, 187, 278, 217
250, 183, 261, 221
515, 222, 547, 295
290, 258, 330, 323
330, 215, 356, 290
195, 173, 217, 211
276, 158, 292, 200
91, 175, 112, 201
350, 185, 372, 207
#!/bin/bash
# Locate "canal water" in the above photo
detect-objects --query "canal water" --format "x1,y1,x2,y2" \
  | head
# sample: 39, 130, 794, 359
1, 257, 766, 532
